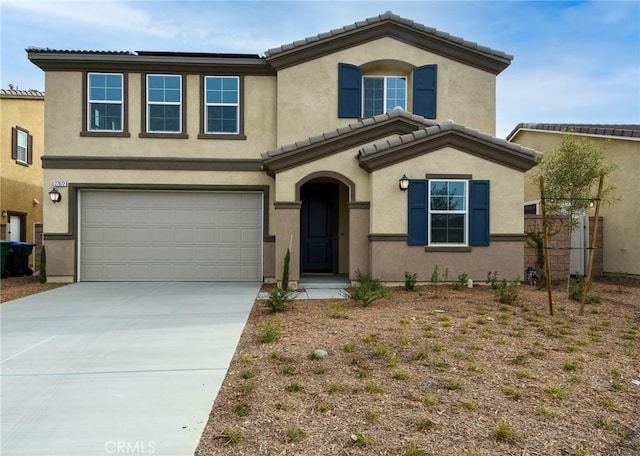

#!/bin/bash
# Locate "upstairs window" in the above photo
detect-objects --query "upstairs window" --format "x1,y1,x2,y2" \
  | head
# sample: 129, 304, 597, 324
88, 73, 123, 131
204, 76, 239, 134
11, 127, 33, 165
338, 63, 437, 119
362, 76, 406, 117
146, 74, 182, 133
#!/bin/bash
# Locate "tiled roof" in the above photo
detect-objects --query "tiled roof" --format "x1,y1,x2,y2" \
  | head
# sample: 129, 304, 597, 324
0, 88, 44, 98
359, 120, 540, 159
26, 47, 135, 55
265, 11, 512, 62
506, 123, 640, 141
262, 109, 437, 159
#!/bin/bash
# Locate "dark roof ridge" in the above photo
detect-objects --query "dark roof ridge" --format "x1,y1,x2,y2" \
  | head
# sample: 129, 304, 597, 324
359, 120, 540, 160
506, 123, 640, 141
265, 11, 512, 74
262, 109, 437, 160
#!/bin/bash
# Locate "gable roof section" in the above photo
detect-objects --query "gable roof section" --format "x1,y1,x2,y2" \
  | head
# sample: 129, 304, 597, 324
265, 11, 513, 74
261, 109, 437, 176
506, 123, 640, 141
358, 121, 540, 173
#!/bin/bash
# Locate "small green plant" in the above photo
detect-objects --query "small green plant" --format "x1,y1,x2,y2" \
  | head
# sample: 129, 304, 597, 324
545, 385, 566, 401
503, 386, 523, 400
234, 402, 251, 416
258, 315, 283, 343
363, 333, 377, 344
374, 344, 392, 357
284, 424, 306, 442
610, 380, 624, 391
285, 382, 303, 393
487, 271, 499, 289
350, 270, 390, 306
462, 399, 479, 410
217, 428, 243, 445
404, 444, 426, 456
365, 382, 386, 393
240, 370, 256, 379
38, 245, 47, 283
240, 354, 254, 364
416, 417, 435, 431
272, 401, 293, 411
600, 396, 615, 408
366, 410, 381, 421
430, 265, 440, 295
404, 271, 418, 291
393, 370, 411, 380
312, 366, 326, 375
446, 378, 463, 390
495, 278, 519, 304
512, 355, 531, 366
569, 275, 601, 303
342, 343, 355, 352
453, 272, 469, 290
327, 383, 344, 394
264, 287, 294, 313
350, 432, 373, 447
281, 365, 296, 375
538, 404, 560, 417
269, 351, 280, 360
356, 369, 369, 378
563, 360, 580, 372
234, 382, 255, 395
515, 369, 535, 379
415, 349, 428, 360
493, 421, 513, 441
422, 395, 438, 406
326, 300, 350, 319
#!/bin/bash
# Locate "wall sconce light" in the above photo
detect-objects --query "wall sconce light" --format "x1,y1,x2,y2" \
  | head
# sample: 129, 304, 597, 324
49, 187, 62, 204
399, 174, 410, 191
589, 200, 595, 208
1, 210, 7, 217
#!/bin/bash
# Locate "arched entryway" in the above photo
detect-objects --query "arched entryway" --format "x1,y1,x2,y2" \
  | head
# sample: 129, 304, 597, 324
297, 174, 352, 276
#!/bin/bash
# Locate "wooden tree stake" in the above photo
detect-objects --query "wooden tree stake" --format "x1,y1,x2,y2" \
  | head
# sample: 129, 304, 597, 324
539, 176, 554, 315
580, 174, 604, 316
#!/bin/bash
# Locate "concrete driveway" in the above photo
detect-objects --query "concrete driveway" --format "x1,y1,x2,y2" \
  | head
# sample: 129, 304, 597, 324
0, 282, 260, 456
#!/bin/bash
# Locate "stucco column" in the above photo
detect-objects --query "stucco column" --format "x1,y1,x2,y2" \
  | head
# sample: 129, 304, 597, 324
274, 202, 301, 285
348, 201, 370, 281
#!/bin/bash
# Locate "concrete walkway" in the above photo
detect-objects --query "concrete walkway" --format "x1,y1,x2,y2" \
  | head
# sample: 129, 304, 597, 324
0, 282, 260, 456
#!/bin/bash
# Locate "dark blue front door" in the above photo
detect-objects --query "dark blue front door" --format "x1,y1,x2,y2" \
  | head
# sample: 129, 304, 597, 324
301, 183, 336, 273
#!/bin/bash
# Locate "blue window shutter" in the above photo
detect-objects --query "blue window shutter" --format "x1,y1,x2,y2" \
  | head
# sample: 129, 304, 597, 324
413, 65, 437, 119
408, 180, 427, 245
338, 63, 362, 118
469, 180, 490, 246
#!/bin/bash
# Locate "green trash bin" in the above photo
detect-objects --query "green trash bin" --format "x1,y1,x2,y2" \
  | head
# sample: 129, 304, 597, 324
1, 240, 11, 278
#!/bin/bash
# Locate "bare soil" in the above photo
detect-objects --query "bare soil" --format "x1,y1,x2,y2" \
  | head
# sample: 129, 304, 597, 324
0, 276, 69, 303
196, 277, 640, 456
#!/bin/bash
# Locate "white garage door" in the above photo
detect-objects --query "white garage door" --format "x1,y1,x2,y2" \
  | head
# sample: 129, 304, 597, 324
80, 190, 262, 281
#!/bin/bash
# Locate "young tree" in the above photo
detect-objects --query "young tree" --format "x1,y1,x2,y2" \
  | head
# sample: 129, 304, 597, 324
533, 133, 619, 315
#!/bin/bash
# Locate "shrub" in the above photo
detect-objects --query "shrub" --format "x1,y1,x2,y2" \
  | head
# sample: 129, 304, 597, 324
218, 428, 243, 445
350, 270, 390, 306
38, 245, 47, 283
487, 271, 499, 289
569, 275, 601, 303
404, 272, 418, 291
493, 421, 513, 441
495, 278, 519, 304
264, 287, 294, 313
452, 272, 468, 290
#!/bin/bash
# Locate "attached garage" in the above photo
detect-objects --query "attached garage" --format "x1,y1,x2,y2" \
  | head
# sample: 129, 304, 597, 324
79, 190, 262, 281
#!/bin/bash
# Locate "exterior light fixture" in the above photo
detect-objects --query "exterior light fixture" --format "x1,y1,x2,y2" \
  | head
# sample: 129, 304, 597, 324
399, 174, 410, 191
49, 187, 62, 203
1, 210, 7, 217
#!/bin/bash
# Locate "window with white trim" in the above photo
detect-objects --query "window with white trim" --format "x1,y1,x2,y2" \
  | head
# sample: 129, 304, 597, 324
16, 129, 28, 163
429, 180, 467, 245
11, 126, 32, 165
146, 74, 182, 133
204, 76, 239, 134
88, 73, 123, 131
362, 76, 406, 117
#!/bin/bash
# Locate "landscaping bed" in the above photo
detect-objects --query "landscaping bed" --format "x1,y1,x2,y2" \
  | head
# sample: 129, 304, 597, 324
0, 276, 68, 303
196, 277, 639, 456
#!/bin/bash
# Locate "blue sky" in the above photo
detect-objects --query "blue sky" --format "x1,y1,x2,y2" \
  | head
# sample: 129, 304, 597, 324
1, 0, 638, 138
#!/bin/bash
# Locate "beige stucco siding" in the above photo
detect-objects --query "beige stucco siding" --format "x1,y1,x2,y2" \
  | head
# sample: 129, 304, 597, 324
516, 129, 640, 275
44, 72, 277, 158
276, 37, 496, 145
0, 95, 44, 244
370, 148, 524, 234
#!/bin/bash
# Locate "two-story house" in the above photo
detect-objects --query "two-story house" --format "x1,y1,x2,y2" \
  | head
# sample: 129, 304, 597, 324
0, 87, 45, 271
27, 12, 539, 284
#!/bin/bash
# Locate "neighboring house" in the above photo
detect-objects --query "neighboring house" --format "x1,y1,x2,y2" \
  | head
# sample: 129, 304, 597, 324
508, 123, 640, 276
27, 12, 539, 284
0, 87, 45, 269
